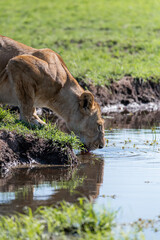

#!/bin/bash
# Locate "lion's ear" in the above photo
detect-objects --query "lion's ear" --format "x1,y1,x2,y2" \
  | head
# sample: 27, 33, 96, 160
79, 91, 94, 114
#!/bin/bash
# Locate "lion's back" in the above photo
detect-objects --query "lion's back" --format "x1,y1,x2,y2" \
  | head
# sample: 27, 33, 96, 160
0, 35, 35, 73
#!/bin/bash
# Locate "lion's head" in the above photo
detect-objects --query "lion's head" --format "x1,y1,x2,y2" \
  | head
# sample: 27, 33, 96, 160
67, 91, 105, 151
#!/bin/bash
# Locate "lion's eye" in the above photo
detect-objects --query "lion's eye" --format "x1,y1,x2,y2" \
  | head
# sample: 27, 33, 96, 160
97, 124, 102, 132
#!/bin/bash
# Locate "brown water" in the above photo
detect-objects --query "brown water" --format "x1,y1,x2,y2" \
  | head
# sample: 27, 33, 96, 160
0, 112, 160, 239
0, 155, 104, 214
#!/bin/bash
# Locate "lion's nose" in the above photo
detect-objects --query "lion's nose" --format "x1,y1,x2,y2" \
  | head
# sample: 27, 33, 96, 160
99, 144, 104, 149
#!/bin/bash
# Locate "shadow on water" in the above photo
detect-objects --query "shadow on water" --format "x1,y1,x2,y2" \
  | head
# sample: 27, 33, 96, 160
0, 154, 104, 215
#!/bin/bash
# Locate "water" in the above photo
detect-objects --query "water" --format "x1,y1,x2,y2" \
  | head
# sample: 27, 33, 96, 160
96, 128, 160, 239
0, 113, 160, 238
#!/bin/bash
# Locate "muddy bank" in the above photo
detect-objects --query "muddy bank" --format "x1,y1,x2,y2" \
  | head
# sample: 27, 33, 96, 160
0, 130, 77, 172
78, 76, 160, 113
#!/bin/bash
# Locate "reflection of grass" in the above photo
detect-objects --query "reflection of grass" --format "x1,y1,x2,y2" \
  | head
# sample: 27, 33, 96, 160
1, 0, 160, 85
13, 169, 86, 199
0, 107, 82, 149
0, 198, 146, 240
33, 168, 86, 193
51, 170, 86, 193
15, 186, 33, 199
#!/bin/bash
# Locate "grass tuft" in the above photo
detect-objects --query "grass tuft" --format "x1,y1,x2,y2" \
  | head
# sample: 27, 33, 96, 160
0, 199, 145, 240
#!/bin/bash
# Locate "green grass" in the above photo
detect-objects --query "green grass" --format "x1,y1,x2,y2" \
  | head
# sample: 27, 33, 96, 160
0, 199, 145, 240
0, 107, 81, 150
1, 0, 160, 85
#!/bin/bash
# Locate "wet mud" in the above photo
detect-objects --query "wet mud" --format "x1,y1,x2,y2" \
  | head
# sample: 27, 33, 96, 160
0, 130, 77, 173
78, 77, 160, 109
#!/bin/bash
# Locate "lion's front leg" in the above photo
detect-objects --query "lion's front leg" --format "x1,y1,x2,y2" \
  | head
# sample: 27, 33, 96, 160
33, 108, 46, 126
19, 106, 46, 127
7, 56, 46, 127
18, 98, 46, 127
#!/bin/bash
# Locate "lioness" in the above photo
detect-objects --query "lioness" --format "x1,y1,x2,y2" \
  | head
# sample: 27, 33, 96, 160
0, 35, 105, 151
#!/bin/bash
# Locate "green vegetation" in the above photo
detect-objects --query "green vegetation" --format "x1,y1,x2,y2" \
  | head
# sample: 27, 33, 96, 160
0, 199, 145, 240
1, 1, 160, 238
52, 172, 86, 193
0, 107, 81, 149
1, 0, 160, 85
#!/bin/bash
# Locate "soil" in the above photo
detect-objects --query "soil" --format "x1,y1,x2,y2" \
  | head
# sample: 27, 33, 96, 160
0, 130, 77, 172
77, 76, 160, 108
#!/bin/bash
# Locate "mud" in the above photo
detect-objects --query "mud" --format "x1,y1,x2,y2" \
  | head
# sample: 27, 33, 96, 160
77, 76, 160, 109
0, 130, 77, 172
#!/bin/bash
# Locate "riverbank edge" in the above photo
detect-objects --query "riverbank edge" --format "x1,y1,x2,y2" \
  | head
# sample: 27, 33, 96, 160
0, 129, 77, 173
77, 76, 160, 113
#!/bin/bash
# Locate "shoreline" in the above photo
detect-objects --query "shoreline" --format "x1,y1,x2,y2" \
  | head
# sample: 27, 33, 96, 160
77, 77, 160, 112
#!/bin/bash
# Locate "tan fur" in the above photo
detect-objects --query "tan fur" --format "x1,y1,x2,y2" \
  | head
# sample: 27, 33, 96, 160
0, 35, 105, 150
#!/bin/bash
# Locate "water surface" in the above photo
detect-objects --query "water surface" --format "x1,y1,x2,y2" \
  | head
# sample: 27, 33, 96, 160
0, 113, 160, 239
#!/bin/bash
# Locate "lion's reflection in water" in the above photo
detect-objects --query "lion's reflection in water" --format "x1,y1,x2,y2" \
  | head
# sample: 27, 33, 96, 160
0, 154, 104, 214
